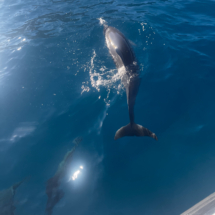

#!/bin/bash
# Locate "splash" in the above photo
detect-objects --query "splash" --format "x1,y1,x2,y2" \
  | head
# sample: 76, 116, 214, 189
97, 17, 107, 26
140, 22, 146, 31
81, 50, 125, 104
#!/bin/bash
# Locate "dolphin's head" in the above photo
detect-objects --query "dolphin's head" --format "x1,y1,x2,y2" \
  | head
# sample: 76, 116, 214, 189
103, 24, 108, 35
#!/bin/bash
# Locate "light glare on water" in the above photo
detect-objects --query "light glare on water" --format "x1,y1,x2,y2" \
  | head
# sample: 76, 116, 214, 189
69, 166, 84, 181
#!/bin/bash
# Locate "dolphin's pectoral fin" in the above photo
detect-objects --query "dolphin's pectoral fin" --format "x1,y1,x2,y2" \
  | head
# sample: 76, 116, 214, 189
114, 123, 157, 140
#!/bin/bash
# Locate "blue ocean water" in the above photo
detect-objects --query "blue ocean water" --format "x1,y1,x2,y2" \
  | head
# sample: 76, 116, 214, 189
0, 0, 215, 214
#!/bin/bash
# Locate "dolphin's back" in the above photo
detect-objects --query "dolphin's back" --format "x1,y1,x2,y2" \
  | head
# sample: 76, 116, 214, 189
105, 27, 136, 68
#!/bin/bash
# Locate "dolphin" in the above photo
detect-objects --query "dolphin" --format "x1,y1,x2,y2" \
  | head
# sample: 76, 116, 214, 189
0, 177, 28, 215
103, 24, 157, 140
46, 137, 82, 215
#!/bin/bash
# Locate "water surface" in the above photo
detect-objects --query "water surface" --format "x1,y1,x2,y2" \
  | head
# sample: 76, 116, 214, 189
0, 0, 215, 214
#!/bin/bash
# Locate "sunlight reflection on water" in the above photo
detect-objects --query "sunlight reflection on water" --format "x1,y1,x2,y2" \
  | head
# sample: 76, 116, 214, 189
69, 166, 84, 181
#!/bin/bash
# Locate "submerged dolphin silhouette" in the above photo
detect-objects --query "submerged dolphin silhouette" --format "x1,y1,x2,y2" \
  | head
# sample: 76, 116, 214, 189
0, 177, 27, 215
103, 24, 157, 140
46, 137, 82, 215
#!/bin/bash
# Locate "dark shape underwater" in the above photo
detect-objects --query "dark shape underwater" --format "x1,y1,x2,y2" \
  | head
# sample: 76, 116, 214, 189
103, 23, 157, 141
45, 137, 82, 215
0, 178, 27, 215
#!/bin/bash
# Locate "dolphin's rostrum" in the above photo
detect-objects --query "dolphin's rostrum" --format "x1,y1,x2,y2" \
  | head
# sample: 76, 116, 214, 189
103, 24, 157, 140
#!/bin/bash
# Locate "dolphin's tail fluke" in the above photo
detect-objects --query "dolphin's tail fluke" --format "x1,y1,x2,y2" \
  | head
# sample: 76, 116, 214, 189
114, 123, 158, 140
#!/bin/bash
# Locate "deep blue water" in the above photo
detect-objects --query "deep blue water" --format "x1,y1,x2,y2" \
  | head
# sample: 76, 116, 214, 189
1, 0, 215, 214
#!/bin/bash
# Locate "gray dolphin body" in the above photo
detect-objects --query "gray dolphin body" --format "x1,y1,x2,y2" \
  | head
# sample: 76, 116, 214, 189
0, 178, 27, 215
46, 137, 82, 215
104, 25, 157, 140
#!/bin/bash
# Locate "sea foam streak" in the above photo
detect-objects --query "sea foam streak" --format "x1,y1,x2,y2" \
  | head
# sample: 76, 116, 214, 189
81, 49, 125, 104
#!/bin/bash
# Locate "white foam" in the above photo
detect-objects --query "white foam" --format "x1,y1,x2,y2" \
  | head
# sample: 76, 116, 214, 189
81, 50, 125, 104
97, 17, 107, 26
